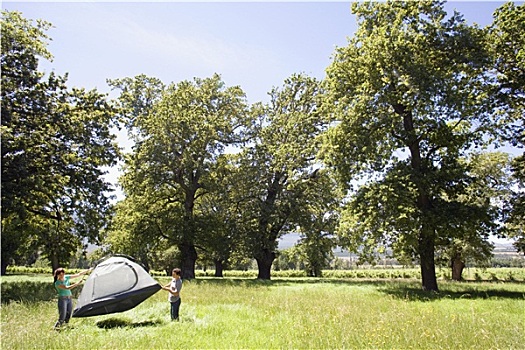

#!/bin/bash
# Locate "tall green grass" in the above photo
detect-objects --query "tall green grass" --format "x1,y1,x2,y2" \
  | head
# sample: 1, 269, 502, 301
2, 278, 524, 349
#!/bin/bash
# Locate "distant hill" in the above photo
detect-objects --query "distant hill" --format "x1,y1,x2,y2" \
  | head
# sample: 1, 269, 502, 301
278, 234, 523, 260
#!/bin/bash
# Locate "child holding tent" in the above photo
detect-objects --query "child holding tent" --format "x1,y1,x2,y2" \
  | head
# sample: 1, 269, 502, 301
162, 268, 183, 321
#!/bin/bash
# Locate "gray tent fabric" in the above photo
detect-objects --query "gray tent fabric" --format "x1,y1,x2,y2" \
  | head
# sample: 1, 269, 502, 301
72, 256, 161, 317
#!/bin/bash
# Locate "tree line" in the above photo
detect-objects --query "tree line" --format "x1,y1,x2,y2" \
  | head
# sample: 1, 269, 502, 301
2, 1, 523, 291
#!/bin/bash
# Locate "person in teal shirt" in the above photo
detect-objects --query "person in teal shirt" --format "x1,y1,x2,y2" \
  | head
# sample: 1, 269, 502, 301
53, 267, 91, 330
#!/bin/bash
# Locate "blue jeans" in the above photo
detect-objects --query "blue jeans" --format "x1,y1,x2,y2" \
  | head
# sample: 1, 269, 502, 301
170, 298, 181, 320
55, 296, 72, 328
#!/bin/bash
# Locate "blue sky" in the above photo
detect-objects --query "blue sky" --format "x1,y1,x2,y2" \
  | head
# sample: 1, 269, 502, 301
2, 1, 508, 104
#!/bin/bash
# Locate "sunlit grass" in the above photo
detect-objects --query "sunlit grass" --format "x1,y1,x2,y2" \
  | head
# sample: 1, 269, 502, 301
2, 278, 524, 349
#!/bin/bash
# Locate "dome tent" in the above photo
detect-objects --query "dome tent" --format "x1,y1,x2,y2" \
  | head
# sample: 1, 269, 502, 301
72, 255, 161, 318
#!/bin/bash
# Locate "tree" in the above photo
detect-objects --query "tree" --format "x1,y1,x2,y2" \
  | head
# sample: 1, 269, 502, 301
196, 154, 251, 277
295, 209, 338, 277
293, 169, 341, 277
488, 2, 525, 252
110, 74, 251, 279
437, 152, 512, 280
1, 11, 120, 273
488, 2, 524, 145
237, 74, 330, 279
274, 248, 301, 271
505, 156, 525, 253
103, 195, 178, 271
323, 1, 493, 291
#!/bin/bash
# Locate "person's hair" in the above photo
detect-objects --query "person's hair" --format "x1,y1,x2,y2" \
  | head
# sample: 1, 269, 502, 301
172, 268, 181, 276
53, 267, 65, 283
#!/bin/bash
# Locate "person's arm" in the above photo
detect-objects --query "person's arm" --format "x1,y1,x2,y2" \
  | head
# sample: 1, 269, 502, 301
56, 279, 83, 290
69, 268, 92, 279
161, 283, 179, 296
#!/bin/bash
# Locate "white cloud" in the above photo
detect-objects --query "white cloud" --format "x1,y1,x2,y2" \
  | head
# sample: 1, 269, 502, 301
90, 6, 282, 90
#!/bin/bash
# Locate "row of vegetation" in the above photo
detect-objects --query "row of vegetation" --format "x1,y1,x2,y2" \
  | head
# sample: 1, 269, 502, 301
2, 2, 524, 292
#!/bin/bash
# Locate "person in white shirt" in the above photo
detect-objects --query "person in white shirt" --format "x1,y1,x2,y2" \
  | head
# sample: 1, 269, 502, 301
162, 268, 183, 321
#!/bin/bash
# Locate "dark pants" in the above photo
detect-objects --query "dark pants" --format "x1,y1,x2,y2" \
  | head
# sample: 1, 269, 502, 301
55, 296, 72, 328
170, 298, 181, 320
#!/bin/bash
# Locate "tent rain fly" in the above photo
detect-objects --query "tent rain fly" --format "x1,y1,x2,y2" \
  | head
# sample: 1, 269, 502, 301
72, 256, 161, 318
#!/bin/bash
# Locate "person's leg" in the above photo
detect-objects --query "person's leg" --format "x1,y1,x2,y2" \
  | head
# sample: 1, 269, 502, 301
54, 298, 67, 329
170, 301, 176, 320
64, 298, 73, 324
173, 298, 181, 321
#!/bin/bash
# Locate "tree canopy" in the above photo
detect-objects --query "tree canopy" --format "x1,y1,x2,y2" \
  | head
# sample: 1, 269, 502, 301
3, 4, 524, 284
488, 2, 525, 253
1, 11, 120, 273
109, 74, 251, 279
323, 1, 499, 291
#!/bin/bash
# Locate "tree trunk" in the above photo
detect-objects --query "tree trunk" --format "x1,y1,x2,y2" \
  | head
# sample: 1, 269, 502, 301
179, 243, 197, 279
214, 259, 224, 277
255, 249, 276, 280
419, 229, 439, 291
1, 261, 8, 275
396, 104, 439, 292
451, 254, 465, 281
312, 264, 322, 278
50, 253, 60, 273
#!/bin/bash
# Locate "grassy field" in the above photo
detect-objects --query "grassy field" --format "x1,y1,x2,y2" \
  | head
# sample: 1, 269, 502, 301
1, 277, 524, 349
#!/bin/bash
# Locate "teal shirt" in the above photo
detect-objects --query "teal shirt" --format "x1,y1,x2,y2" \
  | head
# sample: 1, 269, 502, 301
55, 276, 72, 297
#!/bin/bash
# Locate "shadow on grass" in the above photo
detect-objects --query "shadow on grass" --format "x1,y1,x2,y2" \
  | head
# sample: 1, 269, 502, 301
188, 277, 525, 301
96, 317, 163, 329
379, 284, 525, 301
189, 277, 414, 288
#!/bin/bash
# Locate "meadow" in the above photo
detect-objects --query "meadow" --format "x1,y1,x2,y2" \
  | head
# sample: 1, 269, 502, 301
1, 272, 524, 349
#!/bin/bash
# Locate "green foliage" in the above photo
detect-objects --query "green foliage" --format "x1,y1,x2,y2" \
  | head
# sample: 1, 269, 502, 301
2, 279, 58, 303
0, 274, 83, 303
108, 74, 251, 279
235, 74, 335, 279
323, 0, 503, 291
4, 4, 525, 293
1, 10, 120, 273
488, 2, 525, 133
488, 3, 525, 253
504, 155, 525, 253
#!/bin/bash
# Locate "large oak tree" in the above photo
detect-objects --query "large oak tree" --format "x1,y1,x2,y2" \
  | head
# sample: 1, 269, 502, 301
236, 74, 332, 279
323, 1, 494, 291
1, 11, 120, 273
110, 74, 251, 279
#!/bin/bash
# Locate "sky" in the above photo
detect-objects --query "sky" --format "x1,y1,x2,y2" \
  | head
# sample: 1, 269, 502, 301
2, 1, 519, 244
2, 1, 507, 104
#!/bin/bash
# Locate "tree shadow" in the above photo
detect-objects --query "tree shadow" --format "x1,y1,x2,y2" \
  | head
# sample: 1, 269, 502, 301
96, 317, 163, 329
378, 284, 525, 301
189, 277, 281, 288
190, 277, 525, 301
191, 277, 413, 289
